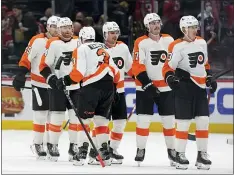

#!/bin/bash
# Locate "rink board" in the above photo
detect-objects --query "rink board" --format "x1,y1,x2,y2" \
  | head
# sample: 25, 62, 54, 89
1, 79, 233, 133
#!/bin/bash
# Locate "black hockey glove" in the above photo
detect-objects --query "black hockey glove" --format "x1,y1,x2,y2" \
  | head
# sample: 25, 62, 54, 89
12, 66, 29, 91
56, 75, 73, 91
165, 71, 180, 90
46, 74, 58, 90
136, 71, 160, 98
206, 74, 217, 94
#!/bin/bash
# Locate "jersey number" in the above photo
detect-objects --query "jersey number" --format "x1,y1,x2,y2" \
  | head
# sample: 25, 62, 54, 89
113, 57, 124, 69
188, 52, 205, 68
55, 51, 73, 70
150, 50, 167, 65
96, 48, 110, 65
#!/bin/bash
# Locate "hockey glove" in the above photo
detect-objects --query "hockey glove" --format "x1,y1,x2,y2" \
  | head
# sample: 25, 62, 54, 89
206, 75, 217, 94
165, 72, 180, 90
56, 75, 73, 91
12, 66, 29, 91
46, 74, 58, 90
142, 82, 160, 98
136, 71, 160, 98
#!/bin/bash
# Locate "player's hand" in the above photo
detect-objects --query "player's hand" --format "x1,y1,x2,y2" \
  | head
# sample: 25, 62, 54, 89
56, 78, 66, 91
206, 75, 217, 94
166, 75, 180, 90
12, 74, 26, 91
142, 82, 160, 98
56, 75, 72, 91
47, 74, 58, 90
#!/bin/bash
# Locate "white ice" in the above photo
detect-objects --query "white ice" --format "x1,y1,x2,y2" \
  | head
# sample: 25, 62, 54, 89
2, 131, 233, 174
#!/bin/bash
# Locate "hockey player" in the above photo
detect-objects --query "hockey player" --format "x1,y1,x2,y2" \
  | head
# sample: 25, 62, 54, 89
12, 16, 60, 159
88, 21, 133, 165
56, 26, 120, 166
39, 17, 80, 161
162, 15, 216, 170
132, 13, 176, 166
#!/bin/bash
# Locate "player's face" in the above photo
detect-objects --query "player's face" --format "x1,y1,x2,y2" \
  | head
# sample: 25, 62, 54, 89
60, 25, 73, 39
187, 25, 198, 40
47, 24, 58, 37
148, 20, 161, 35
106, 31, 119, 44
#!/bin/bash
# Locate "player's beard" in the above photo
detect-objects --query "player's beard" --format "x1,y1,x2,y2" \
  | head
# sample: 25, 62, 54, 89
149, 27, 160, 36
60, 32, 72, 41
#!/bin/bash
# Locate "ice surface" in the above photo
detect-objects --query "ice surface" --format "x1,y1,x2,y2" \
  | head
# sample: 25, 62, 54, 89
2, 131, 233, 174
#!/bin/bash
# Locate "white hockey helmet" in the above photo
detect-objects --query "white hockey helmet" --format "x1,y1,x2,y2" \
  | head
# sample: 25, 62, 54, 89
79, 26, 95, 41
47, 16, 60, 26
179, 15, 199, 32
143, 13, 162, 28
57, 17, 73, 28
102, 21, 120, 39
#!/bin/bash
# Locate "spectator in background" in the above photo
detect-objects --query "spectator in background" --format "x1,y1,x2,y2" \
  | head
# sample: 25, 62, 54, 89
75, 11, 85, 25
2, 5, 9, 31
73, 21, 82, 36
204, 16, 217, 45
23, 12, 39, 42
84, 16, 94, 26
40, 8, 53, 29
94, 14, 106, 42
162, 0, 182, 39
197, 1, 214, 23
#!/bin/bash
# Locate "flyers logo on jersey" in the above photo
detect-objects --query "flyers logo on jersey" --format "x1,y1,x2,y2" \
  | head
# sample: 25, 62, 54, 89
113, 57, 124, 69
188, 52, 205, 68
150, 50, 168, 65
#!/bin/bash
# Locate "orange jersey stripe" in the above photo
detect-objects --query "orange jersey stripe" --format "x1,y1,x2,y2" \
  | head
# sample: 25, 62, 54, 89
95, 126, 109, 135
195, 130, 209, 138
176, 131, 188, 140
68, 123, 78, 131
116, 80, 124, 89
127, 68, 133, 77
19, 33, 45, 70
205, 60, 211, 70
39, 37, 59, 72
135, 79, 142, 86
30, 73, 46, 83
33, 124, 45, 133
191, 75, 206, 85
136, 127, 149, 136
168, 38, 183, 53
110, 131, 123, 141
70, 48, 84, 83
132, 35, 148, 77
162, 59, 175, 79
77, 124, 90, 132
49, 123, 61, 132
163, 128, 175, 136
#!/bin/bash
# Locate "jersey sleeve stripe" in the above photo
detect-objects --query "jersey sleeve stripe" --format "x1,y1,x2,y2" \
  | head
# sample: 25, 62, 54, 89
168, 38, 183, 53
162, 59, 175, 79
19, 33, 45, 70
70, 48, 84, 83
39, 37, 59, 72
205, 60, 211, 70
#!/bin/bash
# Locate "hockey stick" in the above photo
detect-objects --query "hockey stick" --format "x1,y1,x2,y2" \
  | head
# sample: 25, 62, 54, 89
1, 84, 32, 89
188, 69, 232, 141
63, 119, 70, 130
63, 89, 105, 167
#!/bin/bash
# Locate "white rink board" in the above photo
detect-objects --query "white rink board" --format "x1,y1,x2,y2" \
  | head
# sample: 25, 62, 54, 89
2, 80, 234, 124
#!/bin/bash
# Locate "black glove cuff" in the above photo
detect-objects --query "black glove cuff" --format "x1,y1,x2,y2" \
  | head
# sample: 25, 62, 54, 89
206, 69, 212, 77
40, 67, 52, 79
136, 71, 151, 86
165, 71, 175, 84
63, 75, 76, 86
19, 66, 29, 75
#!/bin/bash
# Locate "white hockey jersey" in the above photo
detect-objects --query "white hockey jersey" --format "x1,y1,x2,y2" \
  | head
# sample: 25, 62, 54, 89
39, 36, 80, 90
19, 33, 49, 88
132, 34, 174, 92
162, 36, 210, 89
106, 41, 133, 93
69, 42, 120, 87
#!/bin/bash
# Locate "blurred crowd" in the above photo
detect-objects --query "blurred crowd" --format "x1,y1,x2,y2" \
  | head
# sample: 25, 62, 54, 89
1, 0, 234, 76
